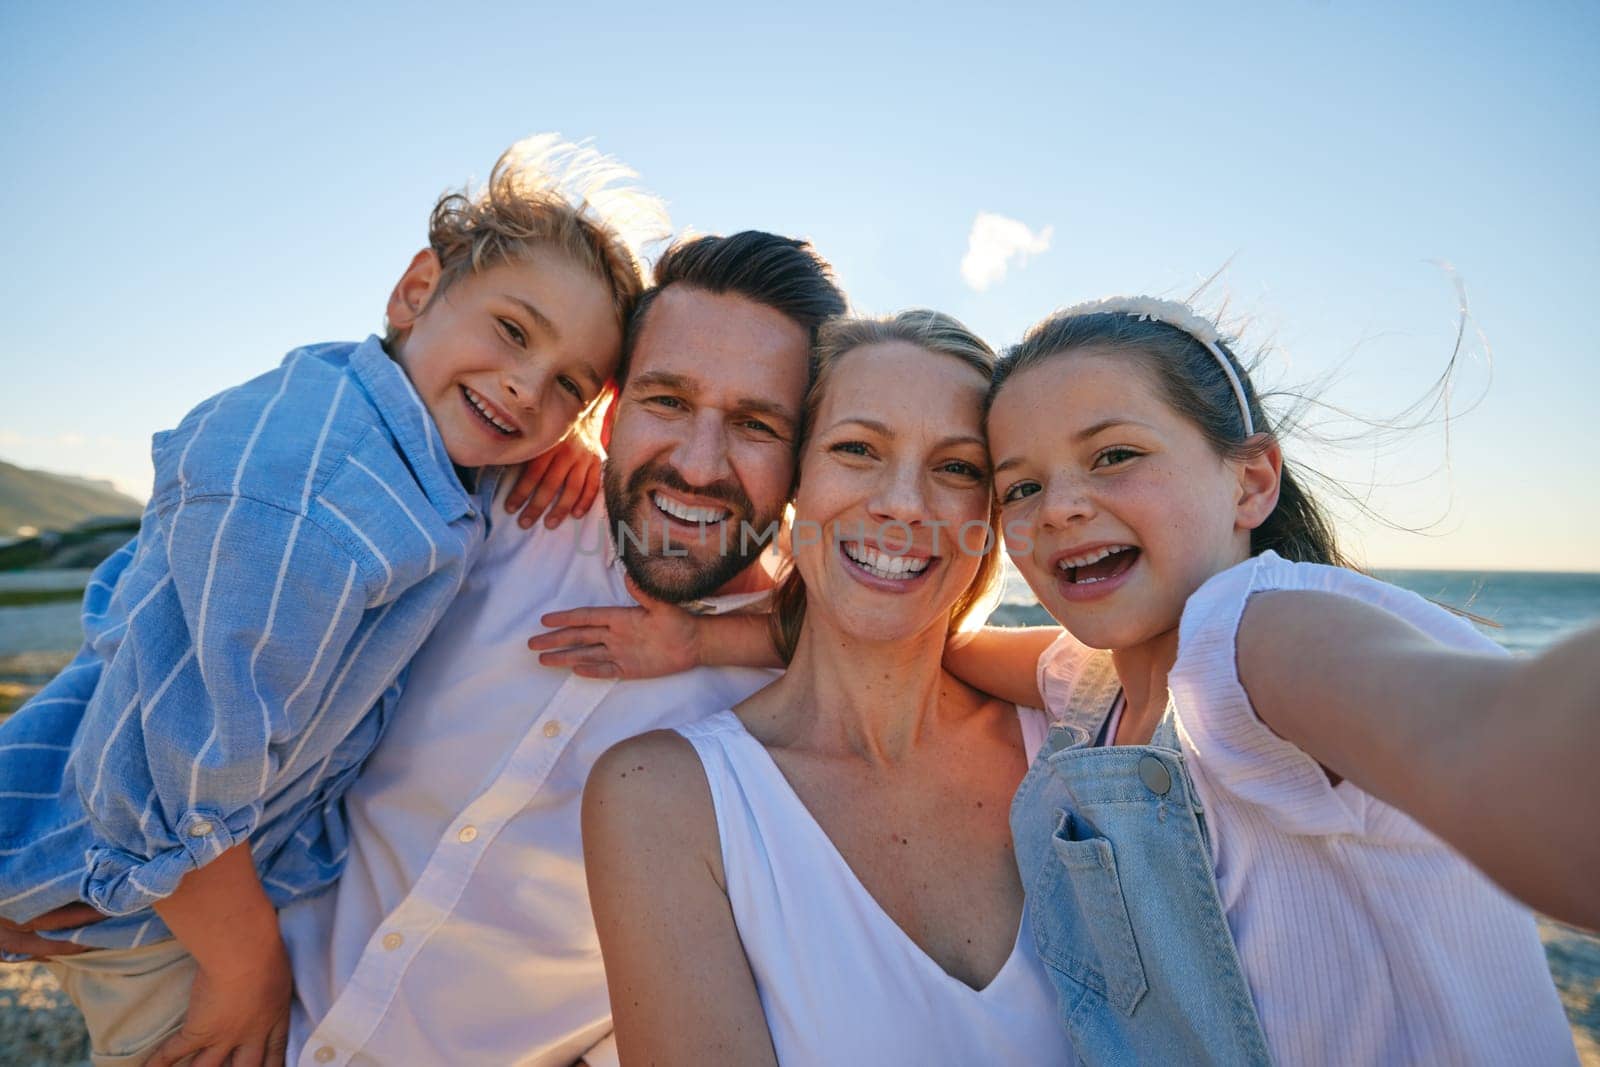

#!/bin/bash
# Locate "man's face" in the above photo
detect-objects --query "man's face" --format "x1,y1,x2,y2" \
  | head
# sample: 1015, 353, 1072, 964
603, 285, 811, 601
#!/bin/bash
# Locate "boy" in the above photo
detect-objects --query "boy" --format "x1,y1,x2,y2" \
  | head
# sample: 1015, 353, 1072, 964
0, 134, 663, 1066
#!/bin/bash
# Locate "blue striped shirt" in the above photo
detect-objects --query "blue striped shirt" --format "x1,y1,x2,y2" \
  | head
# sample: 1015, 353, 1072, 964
0, 337, 497, 949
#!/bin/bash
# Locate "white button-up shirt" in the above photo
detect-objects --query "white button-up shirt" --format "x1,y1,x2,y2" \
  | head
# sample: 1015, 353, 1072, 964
281, 497, 779, 1067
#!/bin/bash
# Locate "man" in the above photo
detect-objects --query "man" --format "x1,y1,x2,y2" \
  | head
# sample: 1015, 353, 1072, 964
280, 231, 847, 1067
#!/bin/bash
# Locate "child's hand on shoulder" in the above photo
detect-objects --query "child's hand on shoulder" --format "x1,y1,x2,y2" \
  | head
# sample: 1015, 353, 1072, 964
505, 426, 605, 531
527, 575, 701, 680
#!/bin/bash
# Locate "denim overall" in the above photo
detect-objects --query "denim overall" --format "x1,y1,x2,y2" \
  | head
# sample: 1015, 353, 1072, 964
1012, 652, 1273, 1065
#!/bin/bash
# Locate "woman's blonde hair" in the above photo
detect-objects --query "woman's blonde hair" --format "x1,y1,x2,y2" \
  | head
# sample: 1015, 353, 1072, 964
770, 310, 1003, 662
392, 134, 668, 344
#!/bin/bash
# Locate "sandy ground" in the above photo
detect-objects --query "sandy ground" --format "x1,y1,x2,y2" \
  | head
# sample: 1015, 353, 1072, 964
0, 964, 88, 1066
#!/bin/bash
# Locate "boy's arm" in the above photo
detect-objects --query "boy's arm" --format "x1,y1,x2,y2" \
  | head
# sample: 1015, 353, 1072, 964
144, 842, 291, 1066
528, 576, 783, 679
78, 495, 370, 919
942, 626, 1062, 707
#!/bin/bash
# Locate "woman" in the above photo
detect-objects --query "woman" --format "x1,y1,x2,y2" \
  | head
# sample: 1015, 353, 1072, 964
580, 312, 1074, 1064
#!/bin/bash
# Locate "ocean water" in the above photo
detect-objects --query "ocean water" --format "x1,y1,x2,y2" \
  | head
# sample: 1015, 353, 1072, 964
0, 569, 94, 658
1373, 570, 1600, 655
992, 562, 1600, 656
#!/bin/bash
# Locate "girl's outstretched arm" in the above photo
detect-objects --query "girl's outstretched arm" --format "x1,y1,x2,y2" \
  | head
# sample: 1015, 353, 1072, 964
942, 626, 1063, 707
583, 732, 779, 1066
1238, 591, 1600, 930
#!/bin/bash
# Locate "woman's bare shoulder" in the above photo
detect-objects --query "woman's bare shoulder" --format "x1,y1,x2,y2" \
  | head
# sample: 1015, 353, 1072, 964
583, 729, 724, 880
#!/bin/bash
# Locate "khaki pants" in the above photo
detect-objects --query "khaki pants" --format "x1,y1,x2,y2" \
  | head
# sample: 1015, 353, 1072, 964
45, 939, 195, 1067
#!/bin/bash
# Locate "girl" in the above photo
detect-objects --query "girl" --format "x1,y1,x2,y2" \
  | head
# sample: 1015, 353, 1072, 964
951, 296, 1592, 1064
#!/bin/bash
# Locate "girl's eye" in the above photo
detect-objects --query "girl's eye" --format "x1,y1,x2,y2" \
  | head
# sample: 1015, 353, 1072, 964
558, 376, 583, 401
498, 318, 526, 347
1000, 480, 1040, 504
1092, 446, 1141, 469
830, 441, 871, 457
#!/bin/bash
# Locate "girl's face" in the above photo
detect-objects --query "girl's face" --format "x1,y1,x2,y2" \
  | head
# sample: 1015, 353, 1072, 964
791, 341, 994, 647
988, 349, 1277, 650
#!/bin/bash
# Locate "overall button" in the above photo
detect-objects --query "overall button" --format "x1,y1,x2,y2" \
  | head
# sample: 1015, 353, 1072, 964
382, 932, 403, 951
187, 820, 213, 838
1138, 755, 1172, 796
543, 721, 562, 738
313, 1047, 337, 1064
458, 825, 478, 843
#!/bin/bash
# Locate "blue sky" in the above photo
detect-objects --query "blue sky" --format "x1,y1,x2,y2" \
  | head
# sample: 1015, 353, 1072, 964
3, 1, 1596, 569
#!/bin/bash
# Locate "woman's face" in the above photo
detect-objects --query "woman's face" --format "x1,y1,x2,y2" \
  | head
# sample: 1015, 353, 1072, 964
987, 349, 1256, 651
790, 341, 993, 647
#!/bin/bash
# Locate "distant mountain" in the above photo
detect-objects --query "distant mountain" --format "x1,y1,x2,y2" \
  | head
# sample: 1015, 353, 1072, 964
0, 460, 143, 536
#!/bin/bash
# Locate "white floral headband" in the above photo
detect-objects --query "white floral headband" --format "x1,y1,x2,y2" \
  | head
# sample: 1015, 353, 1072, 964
1056, 295, 1255, 437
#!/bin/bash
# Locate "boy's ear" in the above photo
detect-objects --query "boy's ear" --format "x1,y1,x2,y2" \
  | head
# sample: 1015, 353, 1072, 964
386, 249, 442, 336
1235, 436, 1283, 533
599, 384, 618, 450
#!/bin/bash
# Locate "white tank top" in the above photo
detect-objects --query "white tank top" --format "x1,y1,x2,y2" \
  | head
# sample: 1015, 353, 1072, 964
675, 707, 1074, 1065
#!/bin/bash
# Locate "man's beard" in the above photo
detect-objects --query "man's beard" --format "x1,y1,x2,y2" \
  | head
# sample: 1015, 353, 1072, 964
602, 457, 782, 603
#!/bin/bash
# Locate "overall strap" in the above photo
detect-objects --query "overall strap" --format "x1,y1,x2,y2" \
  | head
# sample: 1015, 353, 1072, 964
1151, 705, 1182, 751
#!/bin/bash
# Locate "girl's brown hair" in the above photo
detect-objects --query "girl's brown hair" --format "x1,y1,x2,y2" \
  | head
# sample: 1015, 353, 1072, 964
987, 309, 1357, 570
770, 310, 1004, 663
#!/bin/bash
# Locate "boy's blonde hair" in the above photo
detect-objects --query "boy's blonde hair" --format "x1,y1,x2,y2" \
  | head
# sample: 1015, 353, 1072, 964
393, 134, 669, 344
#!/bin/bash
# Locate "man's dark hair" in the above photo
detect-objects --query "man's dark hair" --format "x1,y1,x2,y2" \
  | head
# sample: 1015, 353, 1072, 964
617, 231, 847, 382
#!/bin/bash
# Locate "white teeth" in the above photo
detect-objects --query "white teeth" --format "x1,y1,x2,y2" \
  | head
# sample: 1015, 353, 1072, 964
463, 387, 517, 434
1055, 544, 1134, 571
841, 542, 931, 581
652, 493, 730, 524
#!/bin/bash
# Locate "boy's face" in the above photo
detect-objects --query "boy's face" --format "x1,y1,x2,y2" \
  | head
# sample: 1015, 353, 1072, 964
386, 247, 622, 468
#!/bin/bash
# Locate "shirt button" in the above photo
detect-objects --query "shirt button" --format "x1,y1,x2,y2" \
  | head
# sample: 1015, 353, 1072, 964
1138, 755, 1173, 796
187, 820, 214, 837
382, 932, 404, 951
314, 1047, 336, 1064
458, 825, 478, 843
543, 721, 562, 738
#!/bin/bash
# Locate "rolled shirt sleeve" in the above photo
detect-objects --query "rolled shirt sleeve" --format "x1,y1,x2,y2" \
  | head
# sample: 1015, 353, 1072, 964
79, 495, 370, 916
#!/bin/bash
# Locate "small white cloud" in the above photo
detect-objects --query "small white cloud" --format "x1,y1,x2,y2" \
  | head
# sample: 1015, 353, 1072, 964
960, 212, 1053, 292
